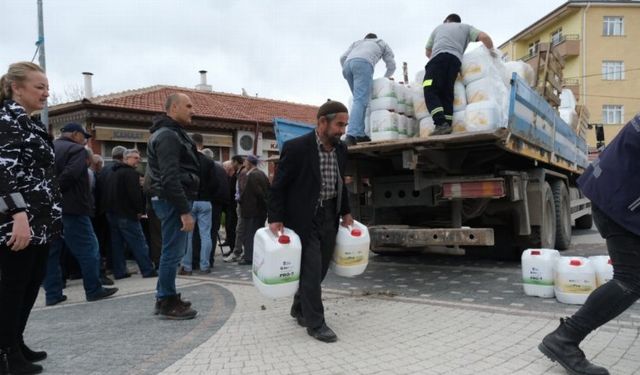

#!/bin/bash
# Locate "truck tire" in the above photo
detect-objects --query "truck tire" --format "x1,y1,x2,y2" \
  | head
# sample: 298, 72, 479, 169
575, 214, 593, 230
551, 180, 571, 250
529, 182, 556, 249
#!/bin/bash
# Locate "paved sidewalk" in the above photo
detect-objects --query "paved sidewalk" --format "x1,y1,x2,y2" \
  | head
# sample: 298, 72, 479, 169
29, 272, 640, 375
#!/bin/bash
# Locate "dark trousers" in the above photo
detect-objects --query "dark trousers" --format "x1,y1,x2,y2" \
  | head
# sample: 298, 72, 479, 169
144, 207, 162, 268
223, 202, 237, 250
0, 243, 49, 347
92, 213, 111, 273
242, 215, 267, 262
423, 52, 461, 127
211, 203, 223, 261
568, 205, 640, 338
291, 199, 338, 329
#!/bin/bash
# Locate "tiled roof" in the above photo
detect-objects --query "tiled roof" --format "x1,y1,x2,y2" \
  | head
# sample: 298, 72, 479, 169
84, 85, 319, 125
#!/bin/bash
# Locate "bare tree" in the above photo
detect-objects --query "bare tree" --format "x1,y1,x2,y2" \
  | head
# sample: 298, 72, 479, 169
49, 83, 95, 105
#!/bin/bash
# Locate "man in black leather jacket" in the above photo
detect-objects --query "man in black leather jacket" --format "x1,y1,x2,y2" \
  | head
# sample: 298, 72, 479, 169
146, 93, 200, 320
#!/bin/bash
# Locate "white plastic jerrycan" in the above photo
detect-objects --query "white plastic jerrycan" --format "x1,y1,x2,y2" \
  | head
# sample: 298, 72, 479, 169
554, 256, 596, 305
331, 220, 370, 277
521, 248, 560, 298
252, 227, 302, 298
589, 255, 613, 287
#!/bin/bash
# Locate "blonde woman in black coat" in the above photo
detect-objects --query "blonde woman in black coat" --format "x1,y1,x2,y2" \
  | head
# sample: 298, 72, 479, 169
0, 62, 62, 374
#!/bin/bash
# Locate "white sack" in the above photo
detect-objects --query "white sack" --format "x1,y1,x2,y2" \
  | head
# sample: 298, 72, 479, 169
419, 116, 435, 138
465, 100, 502, 132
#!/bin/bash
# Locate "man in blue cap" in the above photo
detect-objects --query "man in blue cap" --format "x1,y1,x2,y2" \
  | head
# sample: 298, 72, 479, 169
44, 123, 118, 304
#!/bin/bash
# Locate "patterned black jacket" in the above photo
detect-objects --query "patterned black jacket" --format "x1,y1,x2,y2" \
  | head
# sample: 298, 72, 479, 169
0, 100, 62, 245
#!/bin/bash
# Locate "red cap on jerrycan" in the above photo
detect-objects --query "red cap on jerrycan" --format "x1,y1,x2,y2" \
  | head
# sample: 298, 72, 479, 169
278, 235, 290, 244
569, 259, 582, 266
531, 250, 541, 255
351, 228, 362, 237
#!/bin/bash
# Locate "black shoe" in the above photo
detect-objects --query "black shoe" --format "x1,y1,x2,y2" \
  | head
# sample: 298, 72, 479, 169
156, 295, 197, 320
290, 306, 306, 327
45, 295, 67, 307
19, 342, 47, 363
177, 267, 192, 276
431, 124, 452, 136
142, 270, 158, 278
0, 346, 43, 374
114, 272, 131, 280
538, 318, 609, 375
196, 268, 211, 275
86, 287, 118, 302
306, 323, 337, 343
344, 135, 357, 146
237, 259, 252, 265
100, 276, 114, 285
154, 293, 192, 315
431, 123, 452, 136
355, 136, 371, 143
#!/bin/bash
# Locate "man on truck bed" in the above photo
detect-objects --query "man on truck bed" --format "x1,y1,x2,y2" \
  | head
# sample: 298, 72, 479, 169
340, 33, 396, 146
423, 13, 494, 135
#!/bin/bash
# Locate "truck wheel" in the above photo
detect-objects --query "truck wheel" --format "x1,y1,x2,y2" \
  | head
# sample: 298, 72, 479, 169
575, 214, 593, 229
551, 180, 571, 250
530, 182, 556, 249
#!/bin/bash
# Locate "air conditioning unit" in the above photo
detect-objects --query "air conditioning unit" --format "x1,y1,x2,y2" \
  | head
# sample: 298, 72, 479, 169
235, 131, 263, 156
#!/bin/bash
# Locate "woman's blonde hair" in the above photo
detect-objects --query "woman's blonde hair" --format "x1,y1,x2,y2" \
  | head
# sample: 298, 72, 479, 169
0, 61, 44, 103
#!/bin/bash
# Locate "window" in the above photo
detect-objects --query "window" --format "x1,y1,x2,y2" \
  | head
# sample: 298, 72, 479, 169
551, 28, 563, 45
602, 61, 624, 80
602, 105, 624, 124
603, 16, 624, 36
528, 40, 539, 56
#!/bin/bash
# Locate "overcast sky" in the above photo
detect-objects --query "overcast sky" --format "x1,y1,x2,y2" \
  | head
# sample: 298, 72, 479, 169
1, 0, 566, 107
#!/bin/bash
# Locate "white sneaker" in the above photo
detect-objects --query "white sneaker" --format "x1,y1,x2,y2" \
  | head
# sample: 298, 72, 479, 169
223, 253, 240, 263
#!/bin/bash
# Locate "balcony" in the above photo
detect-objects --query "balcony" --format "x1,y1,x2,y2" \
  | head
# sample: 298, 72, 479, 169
551, 34, 580, 58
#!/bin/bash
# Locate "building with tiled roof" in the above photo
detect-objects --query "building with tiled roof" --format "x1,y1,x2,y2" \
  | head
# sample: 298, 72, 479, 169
49, 72, 319, 166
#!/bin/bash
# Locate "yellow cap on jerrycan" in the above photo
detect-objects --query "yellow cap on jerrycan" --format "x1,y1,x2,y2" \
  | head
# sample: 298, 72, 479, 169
331, 220, 370, 277
252, 227, 302, 298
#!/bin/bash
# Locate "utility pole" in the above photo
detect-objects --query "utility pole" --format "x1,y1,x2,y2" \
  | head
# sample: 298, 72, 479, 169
37, 0, 48, 127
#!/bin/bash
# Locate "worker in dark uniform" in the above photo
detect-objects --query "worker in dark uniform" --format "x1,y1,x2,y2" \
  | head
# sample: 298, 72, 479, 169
423, 13, 494, 135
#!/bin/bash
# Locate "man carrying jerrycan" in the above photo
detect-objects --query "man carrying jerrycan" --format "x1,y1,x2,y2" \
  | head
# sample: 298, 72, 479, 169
268, 100, 354, 343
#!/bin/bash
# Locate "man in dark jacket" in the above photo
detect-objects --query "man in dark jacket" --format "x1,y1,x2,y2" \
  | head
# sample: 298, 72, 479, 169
237, 155, 270, 266
208, 152, 231, 264
268, 101, 353, 342
179, 134, 218, 275
45, 123, 118, 302
538, 115, 640, 375
106, 149, 157, 279
146, 93, 199, 320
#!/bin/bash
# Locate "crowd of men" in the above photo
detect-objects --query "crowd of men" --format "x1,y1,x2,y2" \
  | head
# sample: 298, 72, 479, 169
43, 118, 269, 311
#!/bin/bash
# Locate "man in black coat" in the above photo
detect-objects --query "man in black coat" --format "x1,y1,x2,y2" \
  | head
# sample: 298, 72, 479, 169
238, 155, 270, 266
45, 123, 118, 302
146, 93, 199, 320
106, 149, 157, 279
268, 101, 353, 343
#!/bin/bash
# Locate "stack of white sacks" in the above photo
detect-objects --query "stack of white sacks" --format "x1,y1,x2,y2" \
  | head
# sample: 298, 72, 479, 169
358, 46, 537, 141
558, 88, 579, 129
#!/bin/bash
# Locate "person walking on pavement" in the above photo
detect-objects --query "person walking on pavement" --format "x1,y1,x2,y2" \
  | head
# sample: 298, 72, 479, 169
237, 155, 269, 266
146, 93, 199, 320
537, 116, 640, 375
47, 122, 118, 303
106, 149, 157, 279
0, 61, 63, 375
224, 155, 247, 263
221, 160, 238, 252
268, 100, 354, 343
179, 134, 218, 275
340, 33, 396, 146
423, 13, 494, 135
